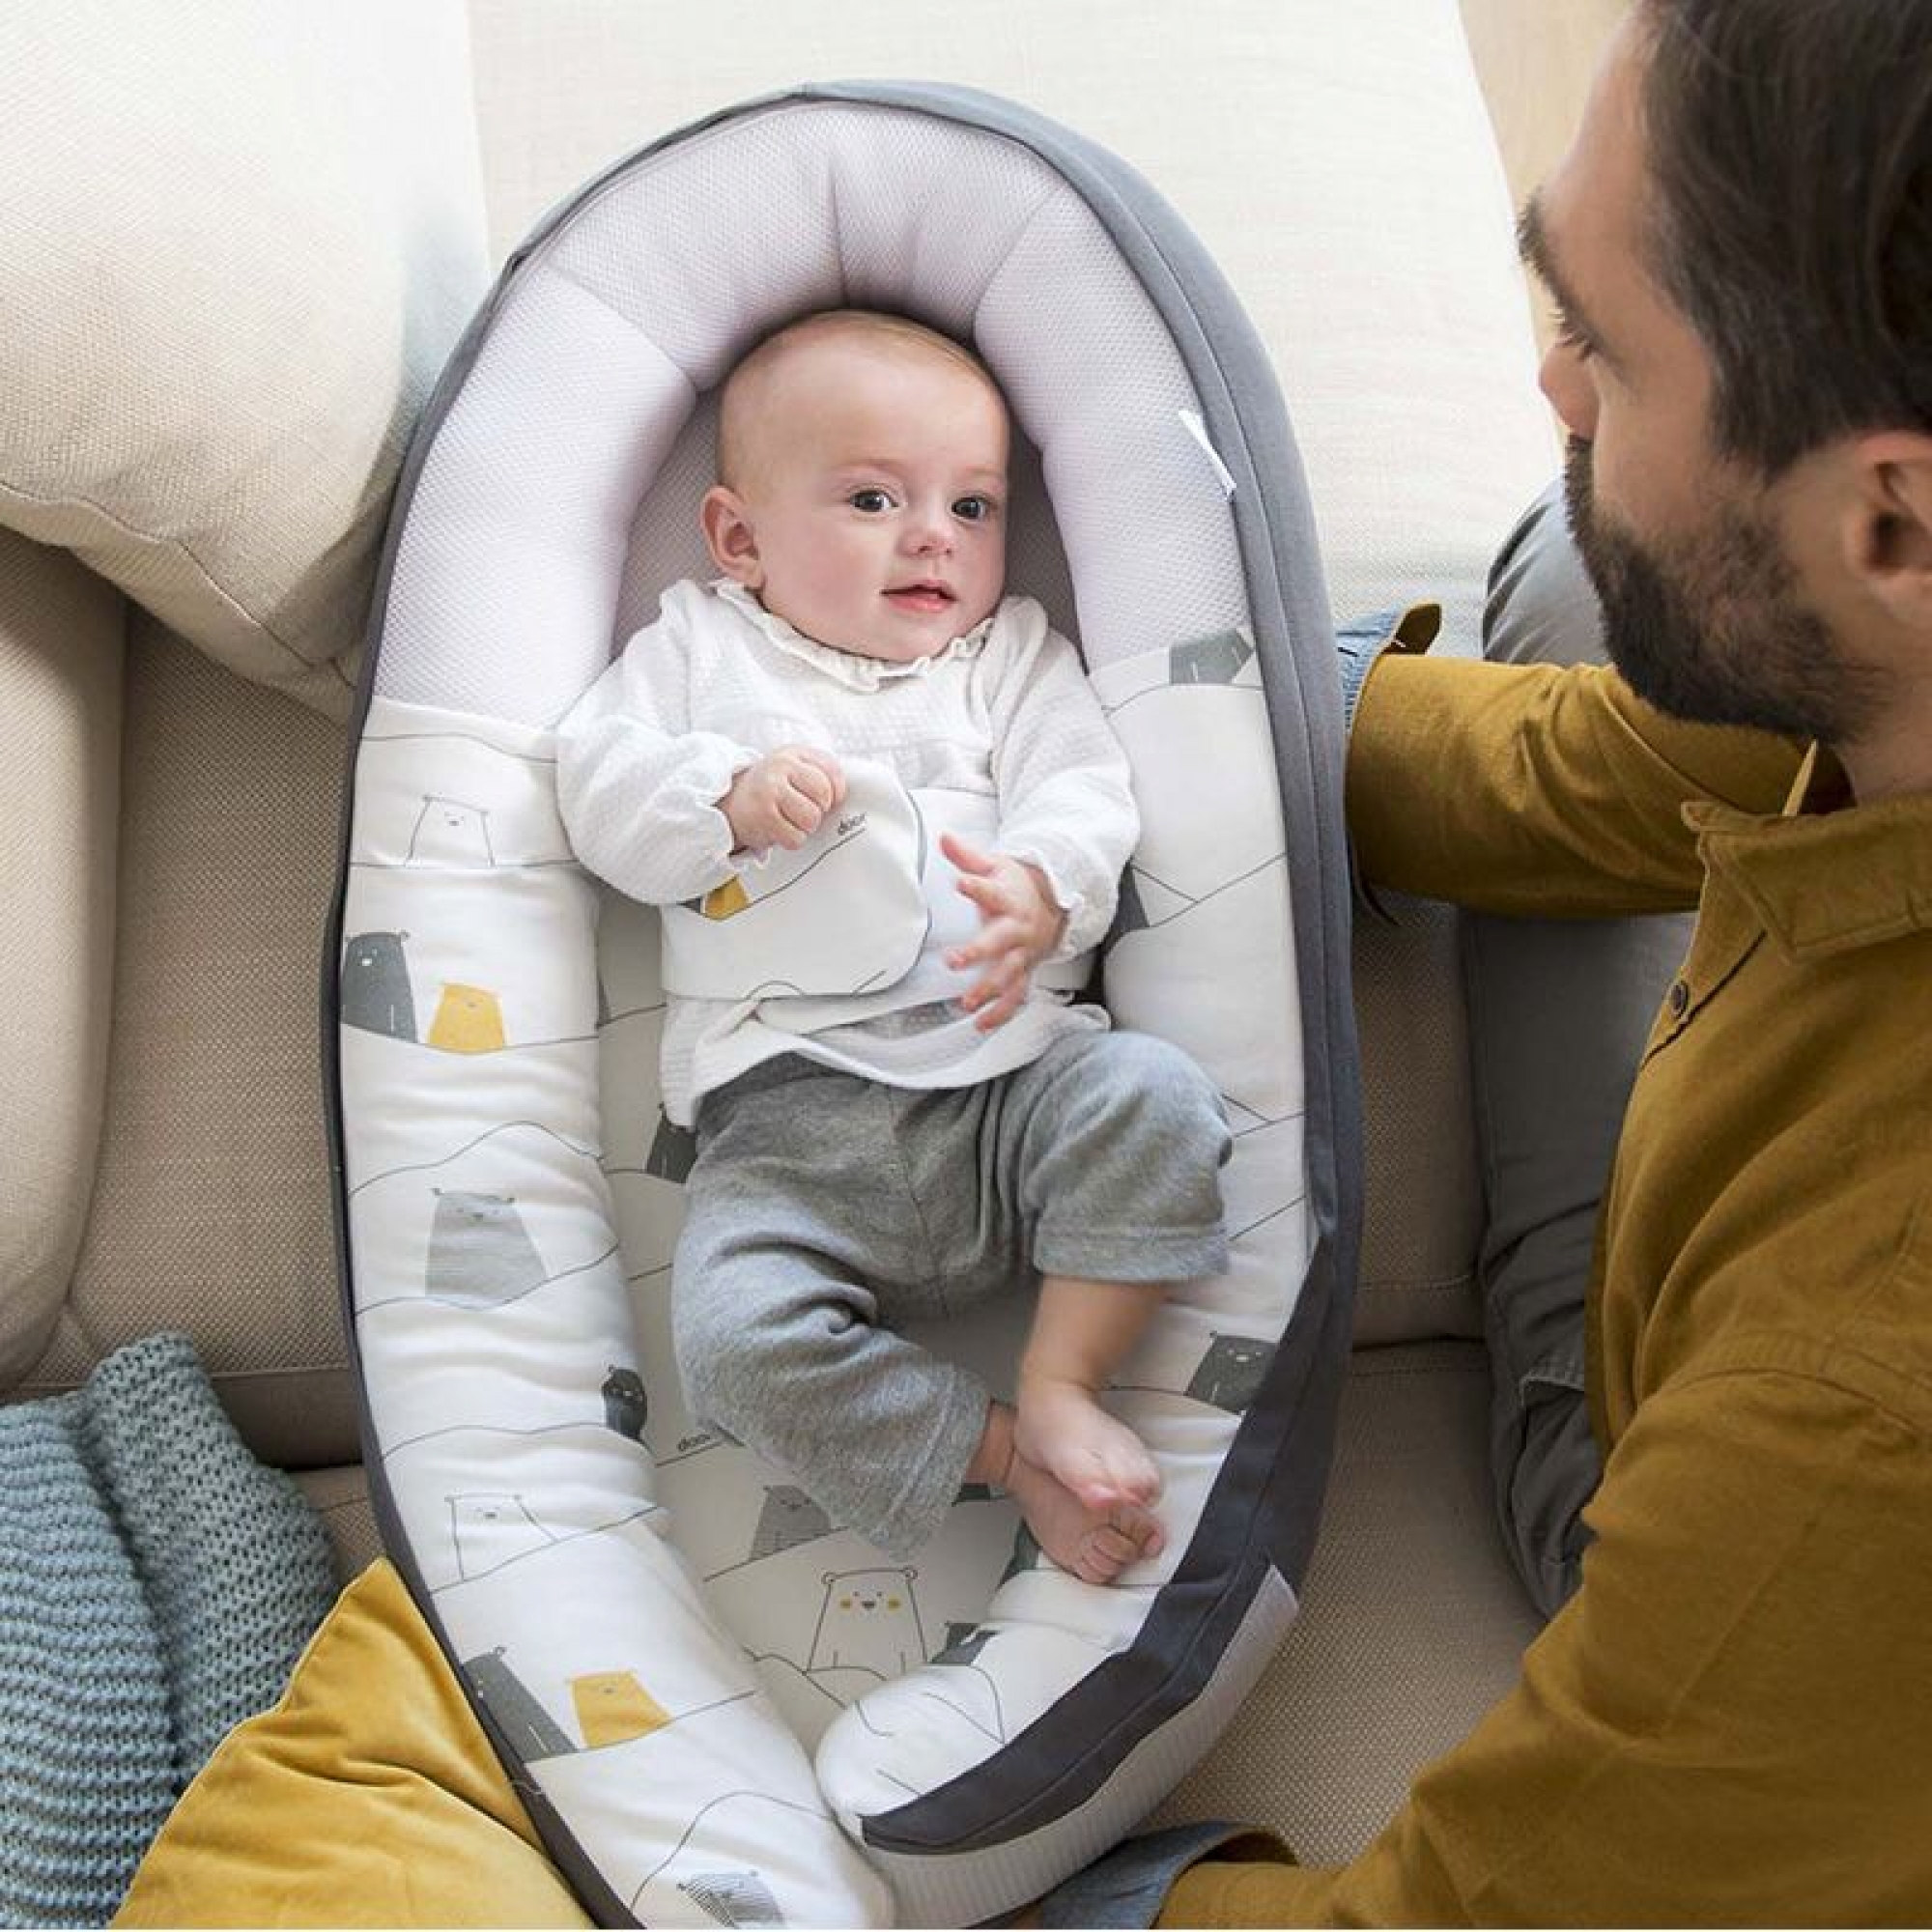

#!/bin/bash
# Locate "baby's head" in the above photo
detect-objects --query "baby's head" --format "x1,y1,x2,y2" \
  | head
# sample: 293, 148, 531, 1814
701, 310, 1010, 664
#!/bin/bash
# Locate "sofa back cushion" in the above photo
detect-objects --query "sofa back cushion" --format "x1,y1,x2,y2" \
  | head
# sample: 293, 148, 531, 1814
0, 3, 490, 719
0, 533, 124, 1383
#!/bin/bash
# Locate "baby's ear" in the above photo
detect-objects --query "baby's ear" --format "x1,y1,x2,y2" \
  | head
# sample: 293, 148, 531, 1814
701, 485, 763, 588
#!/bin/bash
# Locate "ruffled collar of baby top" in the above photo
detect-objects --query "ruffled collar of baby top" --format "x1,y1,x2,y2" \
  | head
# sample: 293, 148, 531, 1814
714, 578, 995, 693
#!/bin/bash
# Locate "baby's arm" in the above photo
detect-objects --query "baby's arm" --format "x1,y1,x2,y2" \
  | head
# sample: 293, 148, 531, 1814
984, 603, 1140, 960
554, 611, 760, 905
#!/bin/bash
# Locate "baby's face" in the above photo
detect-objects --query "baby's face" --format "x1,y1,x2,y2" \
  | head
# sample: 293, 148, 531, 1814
711, 336, 1009, 663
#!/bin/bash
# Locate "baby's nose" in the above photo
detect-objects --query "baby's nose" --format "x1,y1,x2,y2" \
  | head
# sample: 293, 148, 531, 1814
905, 507, 953, 553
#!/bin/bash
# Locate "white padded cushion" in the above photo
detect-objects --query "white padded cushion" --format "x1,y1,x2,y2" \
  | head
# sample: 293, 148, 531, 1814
345, 93, 1323, 1927
376, 103, 1248, 724
0, 2, 490, 719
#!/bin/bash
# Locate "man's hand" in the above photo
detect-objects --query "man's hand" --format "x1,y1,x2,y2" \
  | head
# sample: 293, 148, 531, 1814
721, 746, 847, 853
941, 833, 1067, 1032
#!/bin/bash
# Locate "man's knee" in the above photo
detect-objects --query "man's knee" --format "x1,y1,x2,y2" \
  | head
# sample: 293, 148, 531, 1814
1485, 478, 1607, 671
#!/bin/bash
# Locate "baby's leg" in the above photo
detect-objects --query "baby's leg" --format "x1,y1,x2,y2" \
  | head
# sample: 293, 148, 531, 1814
674, 1221, 991, 1560
1013, 1274, 1166, 1514
986, 1028, 1235, 1578
673, 1069, 992, 1561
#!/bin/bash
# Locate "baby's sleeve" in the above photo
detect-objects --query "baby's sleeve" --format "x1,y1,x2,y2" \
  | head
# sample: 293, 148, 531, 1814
554, 597, 760, 905
985, 601, 1140, 961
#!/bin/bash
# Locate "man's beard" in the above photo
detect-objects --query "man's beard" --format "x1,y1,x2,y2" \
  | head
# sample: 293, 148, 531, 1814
1562, 437, 1886, 744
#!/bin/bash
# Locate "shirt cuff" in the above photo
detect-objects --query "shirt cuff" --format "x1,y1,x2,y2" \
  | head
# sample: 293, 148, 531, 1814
1334, 601, 1441, 730
1336, 602, 1441, 921
1030, 1822, 1293, 1929
1000, 837, 1096, 963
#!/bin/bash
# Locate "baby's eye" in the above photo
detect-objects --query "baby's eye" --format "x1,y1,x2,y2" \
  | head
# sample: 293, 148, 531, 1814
849, 488, 895, 514
952, 495, 997, 524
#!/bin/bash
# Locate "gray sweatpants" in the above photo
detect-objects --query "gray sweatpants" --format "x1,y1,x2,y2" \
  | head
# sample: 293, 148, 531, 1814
671, 1029, 1232, 1558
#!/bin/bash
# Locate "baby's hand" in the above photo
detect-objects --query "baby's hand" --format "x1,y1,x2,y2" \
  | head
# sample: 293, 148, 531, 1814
941, 833, 1068, 1032
722, 746, 847, 853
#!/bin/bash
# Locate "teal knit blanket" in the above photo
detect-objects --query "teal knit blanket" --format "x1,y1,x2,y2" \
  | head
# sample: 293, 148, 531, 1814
0, 1332, 337, 1928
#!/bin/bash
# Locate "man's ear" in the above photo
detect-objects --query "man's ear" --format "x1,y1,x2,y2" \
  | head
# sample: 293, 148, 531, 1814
701, 485, 763, 588
1846, 430, 1932, 626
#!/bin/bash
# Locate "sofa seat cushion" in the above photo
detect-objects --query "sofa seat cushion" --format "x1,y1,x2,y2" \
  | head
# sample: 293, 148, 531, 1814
1155, 1341, 1539, 1862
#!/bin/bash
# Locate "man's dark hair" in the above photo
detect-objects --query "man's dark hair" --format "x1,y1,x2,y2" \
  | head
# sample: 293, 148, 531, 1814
1638, 0, 1932, 474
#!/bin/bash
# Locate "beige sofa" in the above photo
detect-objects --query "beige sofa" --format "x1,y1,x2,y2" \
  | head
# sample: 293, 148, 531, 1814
0, 0, 1621, 1900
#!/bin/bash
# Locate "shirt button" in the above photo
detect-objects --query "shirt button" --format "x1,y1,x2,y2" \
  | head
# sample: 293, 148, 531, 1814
1668, 979, 1690, 1017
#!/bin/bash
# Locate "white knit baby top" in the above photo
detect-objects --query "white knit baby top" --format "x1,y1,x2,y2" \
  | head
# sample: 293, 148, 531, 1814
555, 579, 1139, 1124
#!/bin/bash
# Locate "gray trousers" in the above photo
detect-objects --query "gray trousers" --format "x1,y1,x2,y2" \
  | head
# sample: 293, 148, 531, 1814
672, 1029, 1232, 1559
1470, 481, 1693, 1616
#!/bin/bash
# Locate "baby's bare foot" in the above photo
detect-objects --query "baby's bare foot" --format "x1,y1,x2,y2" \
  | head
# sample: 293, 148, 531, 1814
1003, 1445, 1165, 1584
1014, 1375, 1162, 1513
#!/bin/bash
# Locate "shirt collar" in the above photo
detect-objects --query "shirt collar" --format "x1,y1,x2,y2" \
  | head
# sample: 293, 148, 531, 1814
714, 579, 994, 693
1683, 744, 1932, 959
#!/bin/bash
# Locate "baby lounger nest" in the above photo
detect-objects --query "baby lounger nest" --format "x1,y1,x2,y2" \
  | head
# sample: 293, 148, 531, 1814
328, 83, 1362, 1929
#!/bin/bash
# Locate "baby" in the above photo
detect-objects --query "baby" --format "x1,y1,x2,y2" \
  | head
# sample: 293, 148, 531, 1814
557, 309, 1230, 1584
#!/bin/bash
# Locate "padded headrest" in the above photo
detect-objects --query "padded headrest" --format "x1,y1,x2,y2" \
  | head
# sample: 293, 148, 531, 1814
372, 97, 1250, 727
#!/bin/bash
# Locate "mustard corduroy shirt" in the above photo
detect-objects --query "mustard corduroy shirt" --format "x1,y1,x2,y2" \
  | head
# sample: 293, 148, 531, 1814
1168, 652, 1932, 1926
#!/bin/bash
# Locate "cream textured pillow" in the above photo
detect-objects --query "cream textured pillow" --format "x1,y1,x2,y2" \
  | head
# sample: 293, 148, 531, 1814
0, 4, 489, 719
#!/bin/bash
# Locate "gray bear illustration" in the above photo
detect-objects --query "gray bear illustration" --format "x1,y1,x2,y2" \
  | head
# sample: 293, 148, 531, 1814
602, 1365, 648, 1442
341, 930, 416, 1040
407, 795, 495, 867
750, 1485, 834, 1562
449, 1492, 555, 1577
1105, 868, 1151, 948
462, 1648, 576, 1759
999, 1522, 1041, 1587
645, 1111, 697, 1184
933, 1624, 994, 1667
1187, 1333, 1276, 1413
1169, 630, 1254, 686
427, 1189, 546, 1307
808, 1568, 924, 1678
680, 1871, 785, 1927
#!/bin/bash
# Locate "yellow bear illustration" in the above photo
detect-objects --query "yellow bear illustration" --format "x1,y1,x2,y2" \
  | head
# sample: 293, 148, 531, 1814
571, 1670, 671, 1747
700, 875, 751, 921
429, 981, 506, 1052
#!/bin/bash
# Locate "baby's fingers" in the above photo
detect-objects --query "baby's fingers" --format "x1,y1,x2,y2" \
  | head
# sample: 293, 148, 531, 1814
967, 966, 1029, 1031
791, 747, 846, 810
774, 786, 823, 844
941, 831, 995, 876
946, 917, 1025, 972
954, 871, 1018, 919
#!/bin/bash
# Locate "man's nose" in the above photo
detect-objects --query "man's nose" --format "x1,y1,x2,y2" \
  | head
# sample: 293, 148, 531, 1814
1538, 338, 1598, 441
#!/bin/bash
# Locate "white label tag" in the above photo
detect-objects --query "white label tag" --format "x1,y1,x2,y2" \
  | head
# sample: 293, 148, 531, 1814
1179, 409, 1237, 497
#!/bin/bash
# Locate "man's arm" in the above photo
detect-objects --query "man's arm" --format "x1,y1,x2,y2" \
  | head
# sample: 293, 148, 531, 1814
1347, 651, 1805, 917
1152, 1362, 1932, 1924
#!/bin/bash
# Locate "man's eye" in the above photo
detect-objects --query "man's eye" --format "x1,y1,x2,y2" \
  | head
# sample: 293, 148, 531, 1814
1553, 312, 1597, 363
953, 495, 996, 523
849, 488, 894, 513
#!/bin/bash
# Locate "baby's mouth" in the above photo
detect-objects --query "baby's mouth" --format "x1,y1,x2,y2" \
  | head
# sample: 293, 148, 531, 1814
884, 582, 955, 614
